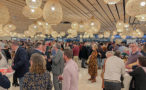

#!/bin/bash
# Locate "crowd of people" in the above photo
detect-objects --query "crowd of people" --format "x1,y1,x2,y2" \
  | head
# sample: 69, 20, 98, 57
0, 40, 145, 90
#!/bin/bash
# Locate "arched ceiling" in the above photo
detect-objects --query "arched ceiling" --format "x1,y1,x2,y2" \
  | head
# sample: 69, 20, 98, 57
0, 0, 146, 34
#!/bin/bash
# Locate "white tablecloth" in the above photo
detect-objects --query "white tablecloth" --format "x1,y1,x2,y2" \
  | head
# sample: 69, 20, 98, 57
122, 73, 132, 90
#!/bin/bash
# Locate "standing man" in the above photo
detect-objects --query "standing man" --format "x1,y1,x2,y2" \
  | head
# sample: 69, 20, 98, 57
11, 41, 29, 90
126, 43, 142, 69
31, 42, 44, 56
61, 49, 79, 90
79, 42, 88, 68
52, 43, 64, 90
72, 43, 80, 66
104, 51, 125, 90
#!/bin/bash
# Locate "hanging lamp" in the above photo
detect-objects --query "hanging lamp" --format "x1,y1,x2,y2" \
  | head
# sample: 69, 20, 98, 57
126, 0, 146, 21
43, 0, 63, 25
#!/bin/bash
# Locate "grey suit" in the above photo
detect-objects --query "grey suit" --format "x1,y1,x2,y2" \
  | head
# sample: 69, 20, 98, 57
52, 49, 64, 90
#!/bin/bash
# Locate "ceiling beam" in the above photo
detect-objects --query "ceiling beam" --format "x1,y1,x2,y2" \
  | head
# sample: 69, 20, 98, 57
106, 4, 117, 23
87, 0, 115, 29
78, 0, 109, 30
115, 4, 120, 20
96, 0, 116, 24
123, 0, 126, 23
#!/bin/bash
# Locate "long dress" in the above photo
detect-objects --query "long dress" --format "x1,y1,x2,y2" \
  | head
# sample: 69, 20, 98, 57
88, 50, 98, 77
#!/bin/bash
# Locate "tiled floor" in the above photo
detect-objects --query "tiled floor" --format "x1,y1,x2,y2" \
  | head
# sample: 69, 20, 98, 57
9, 68, 102, 90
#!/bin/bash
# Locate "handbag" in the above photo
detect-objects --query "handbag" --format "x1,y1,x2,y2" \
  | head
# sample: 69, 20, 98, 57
86, 56, 91, 64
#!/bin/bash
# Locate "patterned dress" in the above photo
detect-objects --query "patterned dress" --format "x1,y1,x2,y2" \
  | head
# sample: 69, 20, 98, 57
22, 71, 52, 90
88, 50, 98, 77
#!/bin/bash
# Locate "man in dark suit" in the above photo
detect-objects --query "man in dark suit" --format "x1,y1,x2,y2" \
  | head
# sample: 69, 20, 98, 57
31, 42, 44, 56
11, 41, 29, 90
79, 42, 88, 68
31, 42, 52, 72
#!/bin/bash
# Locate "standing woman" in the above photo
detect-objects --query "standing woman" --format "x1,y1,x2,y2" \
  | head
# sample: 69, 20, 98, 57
88, 44, 98, 83
22, 53, 52, 90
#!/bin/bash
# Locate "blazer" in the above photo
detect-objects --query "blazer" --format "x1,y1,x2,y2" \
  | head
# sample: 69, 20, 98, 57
31, 49, 44, 56
0, 73, 10, 89
52, 49, 64, 75
129, 67, 146, 90
79, 46, 88, 60
31, 49, 52, 72
12, 47, 29, 78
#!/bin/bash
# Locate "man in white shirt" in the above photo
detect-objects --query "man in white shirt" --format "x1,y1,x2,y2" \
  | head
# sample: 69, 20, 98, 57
61, 49, 79, 90
104, 51, 125, 90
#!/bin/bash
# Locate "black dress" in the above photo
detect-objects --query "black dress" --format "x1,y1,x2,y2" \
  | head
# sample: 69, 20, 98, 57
129, 67, 146, 90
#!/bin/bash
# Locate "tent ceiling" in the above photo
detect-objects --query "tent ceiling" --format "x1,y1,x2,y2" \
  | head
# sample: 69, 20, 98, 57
0, 0, 146, 34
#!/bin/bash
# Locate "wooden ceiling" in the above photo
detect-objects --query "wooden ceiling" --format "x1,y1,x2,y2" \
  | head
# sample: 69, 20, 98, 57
0, 0, 146, 34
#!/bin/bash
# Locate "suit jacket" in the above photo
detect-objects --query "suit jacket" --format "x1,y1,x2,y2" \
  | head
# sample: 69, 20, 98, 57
12, 47, 29, 78
52, 49, 64, 75
79, 46, 88, 60
31, 49, 52, 72
31, 49, 44, 56
0, 73, 10, 89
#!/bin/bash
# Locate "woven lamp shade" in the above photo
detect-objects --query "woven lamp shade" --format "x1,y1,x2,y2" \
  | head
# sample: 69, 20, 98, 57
136, 29, 144, 38
116, 21, 124, 29
98, 34, 103, 38
121, 35, 126, 39
42, 29, 52, 35
126, 0, 146, 21
29, 24, 43, 33
0, 3, 10, 25
42, 22, 52, 30
89, 27, 99, 34
3, 24, 16, 31
43, 0, 63, 25
23, 6, 42, 19
89, 17, 101, 31
26, 0, 42, 8
71, 22, 79, 30
104, 0, 120, 4
78, 22, 87, 33
112, 30, 117, 35
132, 30, 138, 38
60, 32, 65, 36
104, 31, 110, 38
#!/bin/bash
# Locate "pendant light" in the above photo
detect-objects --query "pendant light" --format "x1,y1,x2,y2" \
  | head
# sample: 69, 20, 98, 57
26, 0, 42, 8
126, 0, 146, 21
43, 0, 63, 25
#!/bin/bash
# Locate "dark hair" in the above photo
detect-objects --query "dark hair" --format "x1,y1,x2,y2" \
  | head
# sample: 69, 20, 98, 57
64, 49, 73, 59
138, 56, 146, 67
114, 50, 121, 58
34, 42, 42, 48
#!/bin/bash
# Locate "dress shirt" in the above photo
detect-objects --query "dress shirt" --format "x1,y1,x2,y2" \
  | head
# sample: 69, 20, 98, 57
62, 59, 78, 90
104, 56, 125, 82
